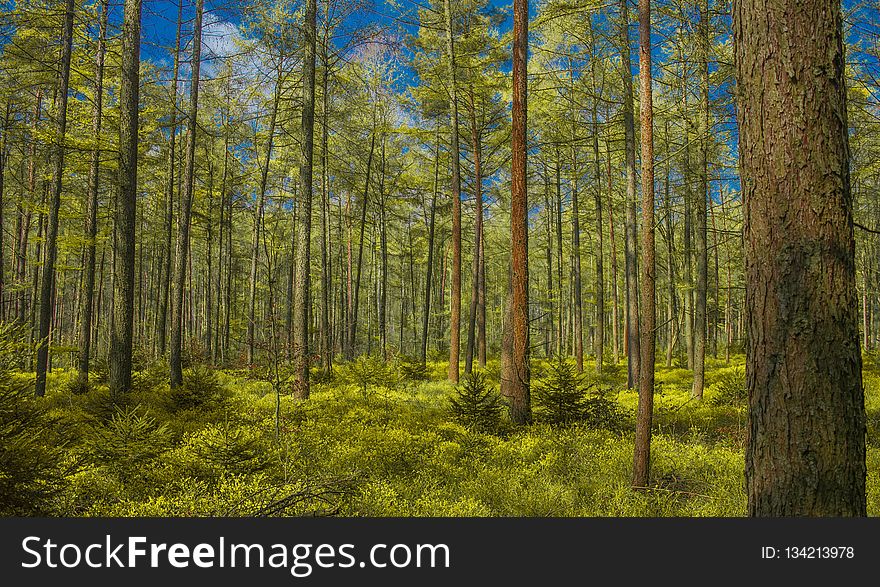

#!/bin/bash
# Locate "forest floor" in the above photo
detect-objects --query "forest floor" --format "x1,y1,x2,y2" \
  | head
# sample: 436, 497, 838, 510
17, 353, 880, 516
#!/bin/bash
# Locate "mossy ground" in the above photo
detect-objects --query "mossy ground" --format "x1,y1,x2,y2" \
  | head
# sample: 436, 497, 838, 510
22, 353, 880, 516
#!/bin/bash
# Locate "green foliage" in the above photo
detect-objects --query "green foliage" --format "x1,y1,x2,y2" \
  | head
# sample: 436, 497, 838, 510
341, 354, 399, 397
449, 371, 504, 433
182, 419, 274, 478
0, 327, 70, 514
83, 406, 171, 480
533, 357, 626, 430
169, 365, 231, 412
708, 366, 747, 406
399, 356, 430, 382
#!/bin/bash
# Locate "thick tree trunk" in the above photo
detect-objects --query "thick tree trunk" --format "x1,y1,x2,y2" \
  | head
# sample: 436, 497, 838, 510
110, 0, 142, 395
735, 0, 866, 516
502, 0, 531, 425
293, 0, 317, 399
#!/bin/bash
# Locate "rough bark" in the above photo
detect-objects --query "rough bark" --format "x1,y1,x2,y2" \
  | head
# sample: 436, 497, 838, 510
293, 0, 317, 399
735, 0, 866, 516
502, 0, 531, 425
633, 0, 656, 489
110, 0, 142, 396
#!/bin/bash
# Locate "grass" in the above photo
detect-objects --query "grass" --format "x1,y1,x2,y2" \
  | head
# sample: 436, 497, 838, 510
9, 352, 878, 516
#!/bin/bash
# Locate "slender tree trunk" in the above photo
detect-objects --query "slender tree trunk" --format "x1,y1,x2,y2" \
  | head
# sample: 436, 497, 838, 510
465, 88, 483, 374
78, 0, 108, 383
378, 134, 388, 359
319, 32, 332, 373
170, 0, 203, 389
664, 123, 678, 368
349, 126, 376, 359
621, 0, 640, 389
0, 102, 9, 321
632, 0, 656, 489
592, 91, 604, 373
248, 63, 282, 365
692, 0, 709, 400
555, 151, 564, 357
444, 0, 462, 383
35, 0, 75, 397
158, 0, 183, 357
736, 0, 866, 516
502, 0, 531, 425
293, 0, 317, 399
421, 122, 440, 365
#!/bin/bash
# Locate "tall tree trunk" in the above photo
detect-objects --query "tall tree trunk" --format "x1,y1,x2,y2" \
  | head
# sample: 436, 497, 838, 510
170, 0, 203, 389
158, 0, 183, 357
248, 63, 282, 365
78, 0, 108, 383
444, 0, 462, 383
592, 88, 604, 373
110, 0, 142, 395
349, 125, 376, 359
555, 150, 564, 357
319, 30, 332, 373
621, 0, 640, 389
736, 0, 866, 516
0, 103, 8, 320
465, 88, 483, 374
664, 122, 678, 368
692, 0, 709, 400
632, 0, 656, 489
421, 122, 440, 365
293, 0, 317, 399
35, 0, 75, 397
606, 133, 620, 365
502, 0, 531, 425
378, 134, 388, 359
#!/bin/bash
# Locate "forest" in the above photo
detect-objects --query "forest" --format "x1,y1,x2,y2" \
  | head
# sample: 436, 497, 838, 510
0, 0, 876, 517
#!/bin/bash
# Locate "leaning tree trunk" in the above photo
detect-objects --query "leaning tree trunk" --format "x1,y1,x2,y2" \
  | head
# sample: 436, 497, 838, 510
34, 0, 75, 397
735, 0, 866, 516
